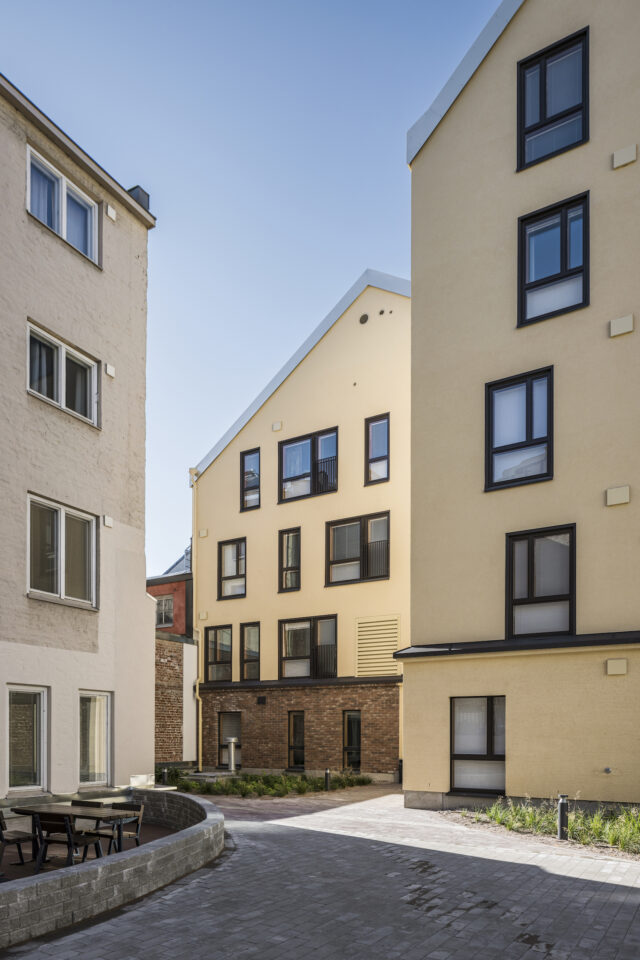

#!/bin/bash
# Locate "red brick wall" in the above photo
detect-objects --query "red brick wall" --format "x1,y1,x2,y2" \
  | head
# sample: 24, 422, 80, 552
148, 580, 187, 635
155, 637, 184, 763
201, 681, 400, 775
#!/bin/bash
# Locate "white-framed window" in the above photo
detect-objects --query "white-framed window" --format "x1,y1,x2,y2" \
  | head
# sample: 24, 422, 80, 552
8, 685, 48, 791
79, 692, 111, 785
28, 495, 97, 607
27, 146, 99, 262
27, 324, 99, 425
156, 595, 174, 627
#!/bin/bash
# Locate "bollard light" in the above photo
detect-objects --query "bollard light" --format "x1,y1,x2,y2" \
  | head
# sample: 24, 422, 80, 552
162, 768, 168, 785
324, 768, 330, 791
557, 794, 568, 840
226, 737, 238, 773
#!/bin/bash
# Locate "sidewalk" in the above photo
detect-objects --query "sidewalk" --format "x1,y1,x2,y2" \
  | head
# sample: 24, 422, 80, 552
4, 791, 640, 959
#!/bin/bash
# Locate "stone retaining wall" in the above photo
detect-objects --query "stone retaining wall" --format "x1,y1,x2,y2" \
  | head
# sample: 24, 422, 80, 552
0, 791, 224, 950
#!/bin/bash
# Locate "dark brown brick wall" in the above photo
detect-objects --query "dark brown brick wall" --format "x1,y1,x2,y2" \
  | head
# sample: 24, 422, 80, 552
155, 637, 184, 763
201, 681, 400, 775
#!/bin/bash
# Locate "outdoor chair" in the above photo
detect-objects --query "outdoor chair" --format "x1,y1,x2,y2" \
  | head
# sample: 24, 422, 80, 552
33, 813, 103, 873
94, 802, 144, 854
0, 811, 38, 869
69, 799, 106, 832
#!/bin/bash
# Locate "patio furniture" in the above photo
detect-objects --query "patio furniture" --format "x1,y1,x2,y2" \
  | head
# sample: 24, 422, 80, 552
90, 802, 143, 855
0, 811, 39, 869
33, 813, 103, 873
110, 802, 144, 850
11, 803, 138, 856
69, 798, 107, 832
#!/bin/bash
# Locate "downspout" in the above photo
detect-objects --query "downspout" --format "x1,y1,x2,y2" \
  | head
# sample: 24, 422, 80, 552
189, 467, 203, 772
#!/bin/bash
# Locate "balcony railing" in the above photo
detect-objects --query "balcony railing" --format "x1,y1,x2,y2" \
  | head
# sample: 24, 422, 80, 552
364, 539, 389, 579
314, 643, 337, 679
314, 456, 337, 493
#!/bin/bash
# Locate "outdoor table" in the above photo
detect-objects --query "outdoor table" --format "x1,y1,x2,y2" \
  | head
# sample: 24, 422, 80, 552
11, 803, 138, 855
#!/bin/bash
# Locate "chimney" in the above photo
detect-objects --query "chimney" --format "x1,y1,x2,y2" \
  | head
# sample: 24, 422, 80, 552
127, 185, 150, 211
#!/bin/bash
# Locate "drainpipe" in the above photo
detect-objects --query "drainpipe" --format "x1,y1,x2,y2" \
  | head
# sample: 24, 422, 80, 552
189, 467, 203, 773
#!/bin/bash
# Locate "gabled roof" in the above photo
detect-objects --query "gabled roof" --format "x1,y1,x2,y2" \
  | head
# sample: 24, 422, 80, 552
192, 269, 410, 481
406, 0, 527, 165
163, 544, 191, 576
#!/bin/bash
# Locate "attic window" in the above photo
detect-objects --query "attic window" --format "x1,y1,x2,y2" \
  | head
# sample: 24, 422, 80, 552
518, 30, 589, 169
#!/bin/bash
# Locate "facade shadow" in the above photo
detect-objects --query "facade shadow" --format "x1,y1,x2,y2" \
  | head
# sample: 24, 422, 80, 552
3, 813, 640, 959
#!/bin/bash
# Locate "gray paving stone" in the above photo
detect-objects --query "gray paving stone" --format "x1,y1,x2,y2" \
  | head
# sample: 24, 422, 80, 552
4, 793, 640, 959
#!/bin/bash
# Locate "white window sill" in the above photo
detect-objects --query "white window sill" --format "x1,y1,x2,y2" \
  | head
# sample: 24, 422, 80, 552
27, 388, 100, 430
27, 590, 98, 612
7, 786, 49, 797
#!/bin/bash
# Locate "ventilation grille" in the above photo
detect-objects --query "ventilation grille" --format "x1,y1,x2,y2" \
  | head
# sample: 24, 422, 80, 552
356, 616, 399, 676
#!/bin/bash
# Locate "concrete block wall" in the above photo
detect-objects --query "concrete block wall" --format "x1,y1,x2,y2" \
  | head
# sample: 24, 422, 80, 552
0, 791, 224, 950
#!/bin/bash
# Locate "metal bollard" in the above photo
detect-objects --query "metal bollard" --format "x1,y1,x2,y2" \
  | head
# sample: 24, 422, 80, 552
325, 768, 330, 791
162, 768, 168, 785
557, 794, 568, 840
226, 737, 238, 773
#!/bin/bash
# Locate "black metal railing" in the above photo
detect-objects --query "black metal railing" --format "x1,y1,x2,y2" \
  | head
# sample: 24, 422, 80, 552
314, 643, 337, 679
314, 456, 337, 493
365, 539, 389, 579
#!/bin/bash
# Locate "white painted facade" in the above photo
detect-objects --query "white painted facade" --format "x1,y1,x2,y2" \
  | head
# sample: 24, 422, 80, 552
0, 75, 156, 799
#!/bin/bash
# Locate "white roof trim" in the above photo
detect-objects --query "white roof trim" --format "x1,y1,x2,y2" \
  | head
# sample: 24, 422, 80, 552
192, 269, 410, 481
406, 0, 527, 165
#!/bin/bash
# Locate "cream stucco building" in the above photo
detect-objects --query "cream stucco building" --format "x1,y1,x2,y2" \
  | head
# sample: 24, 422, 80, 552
401, 0, 640, 807
192, 271, 409, 778
0, 74, 156, 800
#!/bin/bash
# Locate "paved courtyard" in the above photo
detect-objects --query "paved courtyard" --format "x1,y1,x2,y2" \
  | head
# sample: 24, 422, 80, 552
4, 790, 640, 959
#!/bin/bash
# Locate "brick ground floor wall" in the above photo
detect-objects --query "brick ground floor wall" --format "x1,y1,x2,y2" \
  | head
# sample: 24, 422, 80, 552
155, 637, 184, 763
201, 680, 400, 776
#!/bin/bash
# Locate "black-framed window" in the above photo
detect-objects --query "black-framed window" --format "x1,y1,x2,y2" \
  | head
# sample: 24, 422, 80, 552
451, 696, 505, 794
240, 622, 260, 681
343, 710, 361, 772
205, 625, 232, 682
279, 527, 301, 592
279, 616, 337, 679
519, 194, 588, 326
365, 414, 389, 485
288, 711, 304, 770
326, 512, 389, 585
506, 525, 575, 639
218, 538, 246, 599
218, 712, 241, 767
518, 29, 588, 170
240, 448, 260, 511
486, 367, 553, 490
279, 428, 337, 502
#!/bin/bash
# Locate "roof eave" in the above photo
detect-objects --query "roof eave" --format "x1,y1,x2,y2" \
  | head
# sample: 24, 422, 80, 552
191, 268, 410, 481
406, 0, 527, 165
0, 73, 155, 229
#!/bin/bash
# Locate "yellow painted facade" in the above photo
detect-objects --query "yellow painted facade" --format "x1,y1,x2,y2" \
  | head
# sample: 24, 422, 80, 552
404, 0, 640, 805
192, 278, 410, 776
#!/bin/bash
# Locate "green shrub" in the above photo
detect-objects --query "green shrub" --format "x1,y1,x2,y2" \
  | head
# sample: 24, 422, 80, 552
155, 765, 187, 786
190, 769, 374, 799
481, 798, 640, 853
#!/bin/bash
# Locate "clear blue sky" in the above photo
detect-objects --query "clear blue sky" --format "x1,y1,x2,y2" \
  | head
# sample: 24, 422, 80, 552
1, 0, 501, 575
